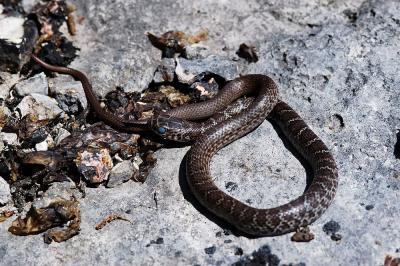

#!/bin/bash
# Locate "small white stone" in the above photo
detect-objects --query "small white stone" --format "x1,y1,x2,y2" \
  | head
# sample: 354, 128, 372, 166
0, 16, 25, 44
35, 135, 54, 151
0, 132, 19, 146
0, 72, 19, 99
133, 155, 143, 169
175, 58, 196, 84
0, 176, 11, 206
54, 128, 71, 145
21, 0, 36, 13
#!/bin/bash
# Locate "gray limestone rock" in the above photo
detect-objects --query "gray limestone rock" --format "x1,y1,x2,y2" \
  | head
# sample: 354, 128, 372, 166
34, 135, 54, 151
176, 56, 239, 84
33, 181, 81, 209
0, 176, 11, 206
0, 132, 19, 146
153, 58, 175, 83
49, 75, 88, 112
106, 160, 136, 188
0, 0, 399, 265
15, 93, 63, 120
185, 44, 212, 60
0, 72, 19, 99
14, 73, 48, 96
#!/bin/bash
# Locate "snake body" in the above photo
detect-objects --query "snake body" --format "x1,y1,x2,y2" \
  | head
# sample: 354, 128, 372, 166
153, 75, 338, 236
32, 55, 338, 236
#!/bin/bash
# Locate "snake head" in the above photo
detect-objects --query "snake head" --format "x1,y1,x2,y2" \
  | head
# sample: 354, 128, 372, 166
150, 114, 194, 142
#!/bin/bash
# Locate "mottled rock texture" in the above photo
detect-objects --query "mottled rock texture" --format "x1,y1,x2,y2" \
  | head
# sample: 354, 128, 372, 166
0, 0, 399, 265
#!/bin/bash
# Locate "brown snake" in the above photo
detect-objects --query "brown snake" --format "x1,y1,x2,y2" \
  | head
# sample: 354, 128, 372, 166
32, 55, 338, 236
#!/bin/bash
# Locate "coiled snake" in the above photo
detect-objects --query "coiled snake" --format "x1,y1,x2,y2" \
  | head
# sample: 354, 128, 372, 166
32, 56, 338, 236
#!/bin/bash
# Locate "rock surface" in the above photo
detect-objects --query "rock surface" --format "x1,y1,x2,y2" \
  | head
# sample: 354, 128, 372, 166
0, 176, 11, 206
15, 93, 63, 121
49, 75, 88, 112
0, 0, 399, 265
14, 73, 48, 96
106, 160, 136, 188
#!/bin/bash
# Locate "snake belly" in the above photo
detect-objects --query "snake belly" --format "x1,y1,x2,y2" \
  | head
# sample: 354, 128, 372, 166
179, 75, 338, 236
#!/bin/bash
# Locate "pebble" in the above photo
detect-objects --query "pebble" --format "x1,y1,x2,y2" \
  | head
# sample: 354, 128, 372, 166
0, 16, 24, 44
0, 15, 27, 73
35, 135, 54, 151
0, 176, 11, 206
0, 132, 19, 146
49, 76, 88, 111
106, 160, 136, 188
0, 72, 19, 99
54, 128, 71, 146
15, 93, 63, 121
14, 72, 48, 96
21, 0, 36, 13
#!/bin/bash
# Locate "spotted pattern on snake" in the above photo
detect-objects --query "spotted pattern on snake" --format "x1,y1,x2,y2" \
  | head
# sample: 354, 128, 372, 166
153, 74, 338, 236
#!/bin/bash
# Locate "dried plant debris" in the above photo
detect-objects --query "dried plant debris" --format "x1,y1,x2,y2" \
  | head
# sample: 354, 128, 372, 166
95, 214, 132, 230
290, 226, 315, 242
159, 86, 191, 108
20, 123, 152, 186
190, 77, 220, 102
66, 3, 77, 36
236, 43, 259, 63
0, 210, 15, 222
9, 197, 80, 243
0, 0, 79, 74
146, 29, 208, 58
27, 0, 78, 73
385, 255, 400, 266
1, 62, 229, 213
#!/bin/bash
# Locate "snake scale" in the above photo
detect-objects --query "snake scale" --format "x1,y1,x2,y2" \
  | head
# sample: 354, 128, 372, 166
32, 56, 338, 236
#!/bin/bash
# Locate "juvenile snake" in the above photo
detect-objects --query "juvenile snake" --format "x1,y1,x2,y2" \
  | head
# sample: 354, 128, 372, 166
32, 55, 338, 236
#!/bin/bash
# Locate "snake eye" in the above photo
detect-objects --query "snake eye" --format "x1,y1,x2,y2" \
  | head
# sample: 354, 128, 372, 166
157, 127, 167, 134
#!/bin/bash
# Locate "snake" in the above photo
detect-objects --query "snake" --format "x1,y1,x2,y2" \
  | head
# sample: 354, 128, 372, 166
32, 55, 338, 236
